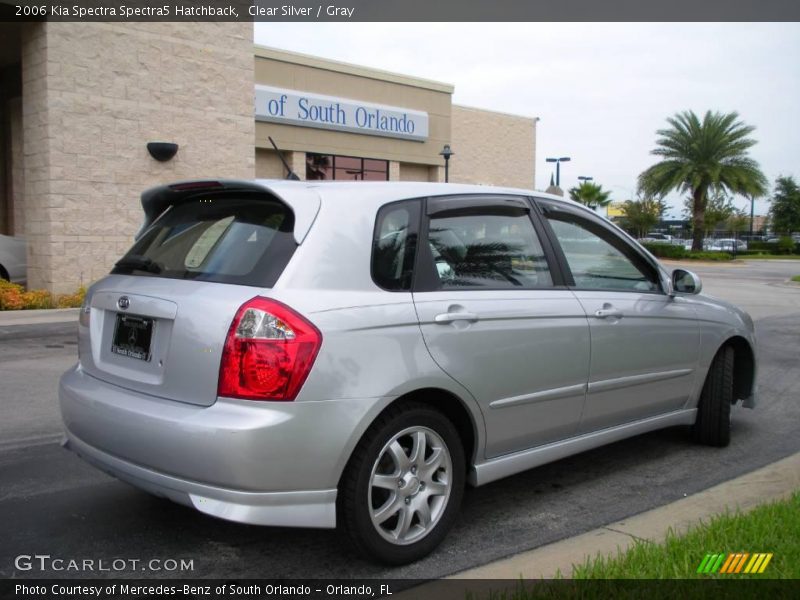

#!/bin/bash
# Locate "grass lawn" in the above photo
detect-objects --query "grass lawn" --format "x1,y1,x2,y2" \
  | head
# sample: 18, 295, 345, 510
791, 275, 800, 283
738, 254, 800, 260
570, 491, 800, 579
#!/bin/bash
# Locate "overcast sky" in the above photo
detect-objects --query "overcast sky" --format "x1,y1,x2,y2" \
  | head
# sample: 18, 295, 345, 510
253, 23, 799, 218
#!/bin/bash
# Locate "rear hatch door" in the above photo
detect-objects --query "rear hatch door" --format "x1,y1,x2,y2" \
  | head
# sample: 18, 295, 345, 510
79, 182, 318, 407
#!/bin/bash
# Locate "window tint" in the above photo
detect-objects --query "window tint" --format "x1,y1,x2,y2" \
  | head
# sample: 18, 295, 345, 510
545, 215, 659, 292
111, 196, 296, 287
425, 211, 552, 289
372, 201, 419, 291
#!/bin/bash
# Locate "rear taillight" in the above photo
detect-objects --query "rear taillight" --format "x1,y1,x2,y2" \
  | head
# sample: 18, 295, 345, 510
217, 297, 322, 401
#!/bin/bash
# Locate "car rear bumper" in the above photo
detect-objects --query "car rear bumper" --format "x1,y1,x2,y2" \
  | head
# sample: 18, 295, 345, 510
62, 431, 337, 528
59, 364, 391, 528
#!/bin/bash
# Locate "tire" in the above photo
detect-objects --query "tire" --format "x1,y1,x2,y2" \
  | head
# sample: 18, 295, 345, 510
692, 346, 734, 447
338, 401, 465, 565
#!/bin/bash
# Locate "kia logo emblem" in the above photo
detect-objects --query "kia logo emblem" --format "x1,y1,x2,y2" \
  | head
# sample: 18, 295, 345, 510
117, 296, 130, 310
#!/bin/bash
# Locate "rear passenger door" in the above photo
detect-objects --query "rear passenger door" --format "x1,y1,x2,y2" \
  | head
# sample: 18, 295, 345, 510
412, 195, 590, 458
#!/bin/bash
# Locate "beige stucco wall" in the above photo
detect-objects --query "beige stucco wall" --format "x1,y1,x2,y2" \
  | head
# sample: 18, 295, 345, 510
9, 97, 24, 237
254, 46, 453, 169
450, 105, 536, 189
21, 22, 255, 293
399, 162, 441, 183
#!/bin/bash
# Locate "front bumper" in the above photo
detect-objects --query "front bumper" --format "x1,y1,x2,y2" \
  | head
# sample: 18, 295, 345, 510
59, 365, 391, 528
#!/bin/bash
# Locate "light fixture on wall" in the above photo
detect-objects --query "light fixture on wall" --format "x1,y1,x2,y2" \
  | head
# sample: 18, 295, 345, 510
439, 144, 454, 183
147, 142, 179, 162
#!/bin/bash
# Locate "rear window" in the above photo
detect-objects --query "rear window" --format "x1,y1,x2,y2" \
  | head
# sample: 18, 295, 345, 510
111, 195, 296, 287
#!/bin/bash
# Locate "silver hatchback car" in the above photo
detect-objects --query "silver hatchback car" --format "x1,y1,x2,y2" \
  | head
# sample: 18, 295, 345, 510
59, 180, 757, 564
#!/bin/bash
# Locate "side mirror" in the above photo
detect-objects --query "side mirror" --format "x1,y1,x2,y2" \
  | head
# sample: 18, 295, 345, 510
672, 268, 703, 295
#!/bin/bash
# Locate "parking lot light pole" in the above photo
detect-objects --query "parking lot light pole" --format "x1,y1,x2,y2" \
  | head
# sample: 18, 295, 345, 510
439, 144, 454, 183
546, 156, 571, 187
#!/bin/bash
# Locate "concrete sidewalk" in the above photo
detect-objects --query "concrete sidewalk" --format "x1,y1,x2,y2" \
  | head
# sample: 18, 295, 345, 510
449, 452, 800, 580
0, 307, 79, 327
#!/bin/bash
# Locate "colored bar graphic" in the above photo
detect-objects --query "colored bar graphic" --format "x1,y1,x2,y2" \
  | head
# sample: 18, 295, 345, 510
758, 553, 773, 573
701, 552, 774, 574
696, 554, 713, 574
719, 553, 737, 573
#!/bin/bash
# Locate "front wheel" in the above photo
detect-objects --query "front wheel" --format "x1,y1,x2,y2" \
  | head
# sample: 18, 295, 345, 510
338, 402, 465, 565
692, 346, 734, 447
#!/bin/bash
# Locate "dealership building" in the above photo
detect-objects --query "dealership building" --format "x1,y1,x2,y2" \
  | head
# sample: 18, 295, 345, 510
0, 23, 538, 292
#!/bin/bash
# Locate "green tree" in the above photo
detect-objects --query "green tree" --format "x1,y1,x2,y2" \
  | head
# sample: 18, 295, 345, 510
568, 181, 612, 209
769, 176, 800, 234
638, 110, 767, 251
726, 210, 749, 235
621, 197, 666, 238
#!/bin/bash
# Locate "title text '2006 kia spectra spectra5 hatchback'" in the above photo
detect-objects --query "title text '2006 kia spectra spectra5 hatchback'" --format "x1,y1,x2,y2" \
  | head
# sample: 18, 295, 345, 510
59, 180, 757, 564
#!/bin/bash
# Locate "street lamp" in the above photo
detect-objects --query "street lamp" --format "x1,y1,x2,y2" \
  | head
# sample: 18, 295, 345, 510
439, 144, 454, 183
577, 175, 593, 184
545, 156, 571, 187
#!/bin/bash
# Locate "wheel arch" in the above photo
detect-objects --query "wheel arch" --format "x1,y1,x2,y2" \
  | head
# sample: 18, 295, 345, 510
722, 335, 756, 404
338, 387, 480, 491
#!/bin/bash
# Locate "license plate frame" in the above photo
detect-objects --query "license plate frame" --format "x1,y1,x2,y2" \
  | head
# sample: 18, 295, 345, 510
111, 314, 154, 362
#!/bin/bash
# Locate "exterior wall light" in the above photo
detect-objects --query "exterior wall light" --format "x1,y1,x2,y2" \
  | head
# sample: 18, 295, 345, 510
147, 142, 179, 162
439, 144, 454, 183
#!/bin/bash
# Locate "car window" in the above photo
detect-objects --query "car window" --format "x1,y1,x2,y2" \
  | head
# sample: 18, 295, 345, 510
111, 196, 296, 287
545, 213, 659, 292
423, 211, 552, 289
371, 200, 419, 291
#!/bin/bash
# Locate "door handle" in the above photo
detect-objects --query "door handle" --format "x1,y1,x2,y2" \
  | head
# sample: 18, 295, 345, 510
434, 311, 479, 324
594, 304, 623, 319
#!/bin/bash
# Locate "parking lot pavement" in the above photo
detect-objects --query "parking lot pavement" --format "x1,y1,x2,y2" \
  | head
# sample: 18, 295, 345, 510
664, 259, 800, 320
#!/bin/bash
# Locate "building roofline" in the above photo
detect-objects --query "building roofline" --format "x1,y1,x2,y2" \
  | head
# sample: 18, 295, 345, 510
453, 103, 539, 122
254, 44, 455, 94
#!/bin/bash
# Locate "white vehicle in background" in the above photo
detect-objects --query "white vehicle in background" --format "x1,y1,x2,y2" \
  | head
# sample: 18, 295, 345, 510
639, 232, 673, 243
0, 234, 26, 284
708, 238, 747, 252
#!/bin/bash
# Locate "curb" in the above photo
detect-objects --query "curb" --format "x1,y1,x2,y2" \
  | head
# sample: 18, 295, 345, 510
0, 308, 79, 327
447, 452, 800, 580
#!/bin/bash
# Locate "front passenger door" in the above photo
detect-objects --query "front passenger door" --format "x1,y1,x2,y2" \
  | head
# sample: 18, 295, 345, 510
537, 200, 700, 432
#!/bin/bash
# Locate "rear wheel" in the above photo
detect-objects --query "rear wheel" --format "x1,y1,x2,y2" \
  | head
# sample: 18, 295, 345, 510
692, 346, 734, 447
338, 402, 465, 565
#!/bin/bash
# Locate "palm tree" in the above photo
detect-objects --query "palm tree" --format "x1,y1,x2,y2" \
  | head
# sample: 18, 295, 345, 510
568, 181, 612, 209
638, 110, 767, 251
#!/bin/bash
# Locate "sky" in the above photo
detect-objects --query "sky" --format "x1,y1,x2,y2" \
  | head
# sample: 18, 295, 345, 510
253, 23, 800, 219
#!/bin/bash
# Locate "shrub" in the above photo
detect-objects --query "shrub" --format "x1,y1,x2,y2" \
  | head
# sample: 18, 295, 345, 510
641, 242, 688, 259
777, 236, 796, 255
688, 251, 734, 261
0, 280, 86, 311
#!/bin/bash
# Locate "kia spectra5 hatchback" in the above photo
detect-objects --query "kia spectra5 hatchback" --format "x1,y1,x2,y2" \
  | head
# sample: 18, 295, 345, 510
59, 180, 757, 564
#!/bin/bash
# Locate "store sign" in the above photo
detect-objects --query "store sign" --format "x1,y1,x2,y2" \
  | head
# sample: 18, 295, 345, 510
255, 85, 428, 142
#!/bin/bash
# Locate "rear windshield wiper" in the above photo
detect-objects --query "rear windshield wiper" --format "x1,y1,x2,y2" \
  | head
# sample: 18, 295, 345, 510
113, 255, 162, 274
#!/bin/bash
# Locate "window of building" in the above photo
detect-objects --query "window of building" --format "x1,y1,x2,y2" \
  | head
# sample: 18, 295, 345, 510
306, 153, 389, 181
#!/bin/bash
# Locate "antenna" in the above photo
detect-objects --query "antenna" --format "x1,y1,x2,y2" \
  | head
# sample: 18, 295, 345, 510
268, 136, 300, 180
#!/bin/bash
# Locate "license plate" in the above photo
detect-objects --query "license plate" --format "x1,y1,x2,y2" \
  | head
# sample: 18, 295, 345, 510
111, 314, 154, 361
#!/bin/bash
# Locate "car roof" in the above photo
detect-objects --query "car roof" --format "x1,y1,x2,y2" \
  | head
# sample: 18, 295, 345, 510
139, 179, 585, 245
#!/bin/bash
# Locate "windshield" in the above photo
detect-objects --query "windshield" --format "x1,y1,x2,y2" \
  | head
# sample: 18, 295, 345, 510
111, 195, 296, 287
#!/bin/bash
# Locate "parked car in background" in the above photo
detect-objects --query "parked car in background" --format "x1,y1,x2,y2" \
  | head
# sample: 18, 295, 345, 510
639, 232, 673, 243
59, 180, 758, 564
0, 234, 26, 284
708, 238, 747, 252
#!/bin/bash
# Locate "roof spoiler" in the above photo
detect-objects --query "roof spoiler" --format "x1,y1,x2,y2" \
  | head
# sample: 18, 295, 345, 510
136, 180, 268, 240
